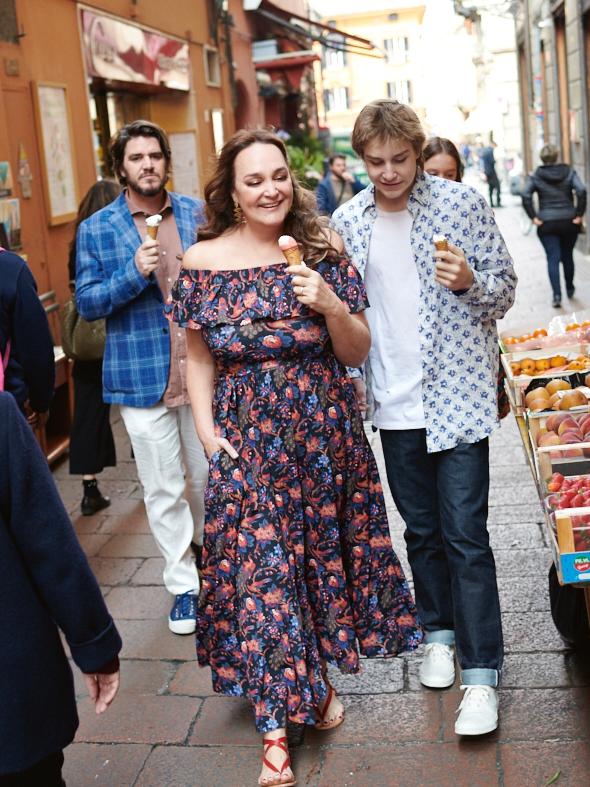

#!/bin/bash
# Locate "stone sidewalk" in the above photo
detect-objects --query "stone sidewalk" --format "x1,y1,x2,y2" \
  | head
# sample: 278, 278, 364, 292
52, 194, 590, 786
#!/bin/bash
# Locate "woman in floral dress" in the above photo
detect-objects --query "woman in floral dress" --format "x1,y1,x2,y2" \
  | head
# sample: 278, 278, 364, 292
166, 129, 422, 787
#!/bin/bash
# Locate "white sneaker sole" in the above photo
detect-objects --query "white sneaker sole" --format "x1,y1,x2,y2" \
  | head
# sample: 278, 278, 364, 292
168, 618, 196, 635
419, 671, 455, 689
455, 716, 498, 736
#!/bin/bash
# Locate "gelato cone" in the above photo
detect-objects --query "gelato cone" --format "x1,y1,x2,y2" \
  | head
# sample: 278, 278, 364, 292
278, 235, 304, 266
433, 234, 448, 251
146, 213, 163, 240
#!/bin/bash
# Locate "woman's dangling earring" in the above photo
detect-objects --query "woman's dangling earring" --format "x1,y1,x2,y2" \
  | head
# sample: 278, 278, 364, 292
233, 201, 244, 224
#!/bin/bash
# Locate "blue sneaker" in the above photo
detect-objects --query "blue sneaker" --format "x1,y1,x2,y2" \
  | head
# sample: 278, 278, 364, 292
168, 591, 197, 635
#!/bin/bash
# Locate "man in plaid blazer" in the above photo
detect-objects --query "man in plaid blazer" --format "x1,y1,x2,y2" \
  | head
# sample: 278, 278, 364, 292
76, 120, 208, 635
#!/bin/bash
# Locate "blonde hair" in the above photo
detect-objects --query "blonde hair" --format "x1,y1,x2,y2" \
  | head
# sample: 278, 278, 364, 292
352, 99, 426, 167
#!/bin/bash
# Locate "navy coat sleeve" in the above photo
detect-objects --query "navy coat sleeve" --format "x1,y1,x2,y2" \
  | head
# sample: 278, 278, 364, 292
1, 393, 121, 672
13, 263, 55, 412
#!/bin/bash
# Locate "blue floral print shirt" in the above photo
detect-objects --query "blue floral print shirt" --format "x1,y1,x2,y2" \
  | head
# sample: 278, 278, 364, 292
331, 173, 517, 453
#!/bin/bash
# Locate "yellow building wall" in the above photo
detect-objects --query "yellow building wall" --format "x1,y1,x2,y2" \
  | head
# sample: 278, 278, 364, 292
316, 5, 425, 135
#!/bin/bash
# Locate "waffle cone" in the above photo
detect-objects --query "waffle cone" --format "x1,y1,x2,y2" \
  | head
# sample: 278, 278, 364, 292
283, 246, 302, 266
146, 225, 159, 240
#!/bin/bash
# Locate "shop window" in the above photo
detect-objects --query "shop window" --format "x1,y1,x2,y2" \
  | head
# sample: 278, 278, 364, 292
211, 109, 224, 154
387, 80, 412, 104
205, 46, 221, 86
323, 87, 350, 113
0, 0, 19, 43
383, 36, 409, 65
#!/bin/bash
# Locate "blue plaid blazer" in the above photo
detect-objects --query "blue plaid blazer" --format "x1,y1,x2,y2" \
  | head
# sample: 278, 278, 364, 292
76, 191, 203, 407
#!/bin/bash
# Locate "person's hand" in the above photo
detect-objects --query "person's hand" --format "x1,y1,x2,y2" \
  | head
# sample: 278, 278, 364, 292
341, 170, 354, 183
434, 242, 474, 291
573, 216, 583, 225
533, 217, 543, 226
135, 238, 160, 278
23, 401, 48, 429
288, 264, 343, 316
351, 377, 367, 415
202, 435, 238, 461
84, 671, 120, 715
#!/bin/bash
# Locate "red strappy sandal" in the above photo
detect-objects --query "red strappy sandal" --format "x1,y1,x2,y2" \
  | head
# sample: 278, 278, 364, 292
315, 683, 345, 730
258, 736, 296, 787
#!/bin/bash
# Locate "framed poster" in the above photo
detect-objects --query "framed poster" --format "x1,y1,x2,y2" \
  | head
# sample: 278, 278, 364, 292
32, 82, 78, 225
169, 131, 200, 198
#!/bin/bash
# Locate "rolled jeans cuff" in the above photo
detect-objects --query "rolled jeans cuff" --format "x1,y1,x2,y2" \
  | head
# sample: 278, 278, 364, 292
460, 668, 499, 687
424, 629, 455, 646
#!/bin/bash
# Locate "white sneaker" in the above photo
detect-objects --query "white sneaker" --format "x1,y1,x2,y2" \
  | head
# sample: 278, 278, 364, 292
419, 643, 455, 688
454, 685, 498, 736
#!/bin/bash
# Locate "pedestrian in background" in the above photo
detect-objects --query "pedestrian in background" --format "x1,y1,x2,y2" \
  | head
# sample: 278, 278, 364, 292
68, 180, 120, 516
423, 136, 464, 182
0, 391, 121, 787
333, 99, 517, 737
167, 128, 422, 787
0, 246, 55, 425
480, 139, 502, 208
315, 153, 364, 216
521, 143, 587, 308
76, 120, 208, 635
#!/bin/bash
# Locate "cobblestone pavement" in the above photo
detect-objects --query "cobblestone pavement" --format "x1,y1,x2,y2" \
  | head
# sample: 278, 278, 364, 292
53, 189, 590, 786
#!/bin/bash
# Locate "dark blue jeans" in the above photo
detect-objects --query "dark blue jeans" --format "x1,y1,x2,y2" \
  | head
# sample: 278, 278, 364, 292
539, 230, 577, 299
380, 430, 503, 686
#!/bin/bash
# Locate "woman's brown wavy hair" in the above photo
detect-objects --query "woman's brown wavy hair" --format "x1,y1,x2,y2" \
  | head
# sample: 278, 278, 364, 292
198, 128, 337, 265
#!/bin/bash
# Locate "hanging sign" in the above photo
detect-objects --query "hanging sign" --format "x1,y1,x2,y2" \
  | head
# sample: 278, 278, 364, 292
81, 9, 190, 91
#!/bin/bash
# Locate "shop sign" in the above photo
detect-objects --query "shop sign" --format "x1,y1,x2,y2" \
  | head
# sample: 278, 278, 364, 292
81, 9, 190, 91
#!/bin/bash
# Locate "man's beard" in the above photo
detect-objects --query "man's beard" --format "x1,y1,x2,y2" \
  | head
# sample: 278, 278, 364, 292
126, 173, 166, 197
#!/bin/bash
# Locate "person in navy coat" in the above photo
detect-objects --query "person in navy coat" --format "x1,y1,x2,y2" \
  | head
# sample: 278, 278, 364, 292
0, 392, 121, 785
0, 249, 55, 421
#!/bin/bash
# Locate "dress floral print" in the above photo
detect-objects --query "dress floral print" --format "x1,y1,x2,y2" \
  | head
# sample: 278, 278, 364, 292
166, 256, 422, 733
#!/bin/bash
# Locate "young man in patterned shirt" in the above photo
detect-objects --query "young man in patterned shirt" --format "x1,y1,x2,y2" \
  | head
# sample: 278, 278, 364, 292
332, 99, 517, 736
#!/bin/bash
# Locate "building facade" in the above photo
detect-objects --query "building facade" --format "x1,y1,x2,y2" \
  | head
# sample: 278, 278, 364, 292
0, 0, 233, 307
514, 0, 589, 251
311, 0, 426, 138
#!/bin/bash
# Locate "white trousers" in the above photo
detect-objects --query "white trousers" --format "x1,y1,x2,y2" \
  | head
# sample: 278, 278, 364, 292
120, 403, 208, 596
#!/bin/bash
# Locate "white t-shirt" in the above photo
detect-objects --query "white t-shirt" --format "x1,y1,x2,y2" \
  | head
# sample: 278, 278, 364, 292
364, 208, 425, 429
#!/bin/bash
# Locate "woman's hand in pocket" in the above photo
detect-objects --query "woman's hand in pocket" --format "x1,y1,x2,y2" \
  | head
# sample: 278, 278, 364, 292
203, 435, 238, 460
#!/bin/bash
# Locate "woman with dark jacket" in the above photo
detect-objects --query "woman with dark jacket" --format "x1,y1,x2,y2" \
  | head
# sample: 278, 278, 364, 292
68, 181, 120, 515
0, 391, 121, 786
522, 144, 587, 308
0, 248, 55, 420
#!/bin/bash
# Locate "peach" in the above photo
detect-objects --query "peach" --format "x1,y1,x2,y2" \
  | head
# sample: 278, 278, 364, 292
562, 447, 584, 457
558, 417, 579, 435
560, 390, 588, 410
537, 432, 562, 447
525, 387, 550, 406
545, 379, 572, 395
559, 431, 584, 444
546, 412, 571, 432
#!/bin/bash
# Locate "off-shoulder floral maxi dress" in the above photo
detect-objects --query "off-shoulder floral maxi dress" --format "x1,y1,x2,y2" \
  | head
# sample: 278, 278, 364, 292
167, 256, 422, 733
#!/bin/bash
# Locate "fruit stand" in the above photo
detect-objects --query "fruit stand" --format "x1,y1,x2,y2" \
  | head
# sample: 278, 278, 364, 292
501, 313, 590, 629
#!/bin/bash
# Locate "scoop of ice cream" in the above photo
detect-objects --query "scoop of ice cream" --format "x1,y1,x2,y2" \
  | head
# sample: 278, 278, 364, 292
278, 235, 298, 251
146, 214, 163, 228
433, 234, 448, 251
